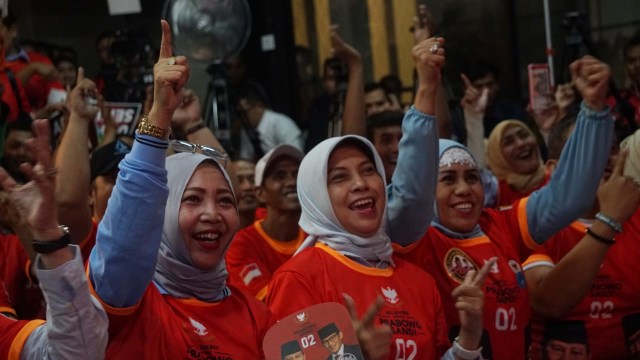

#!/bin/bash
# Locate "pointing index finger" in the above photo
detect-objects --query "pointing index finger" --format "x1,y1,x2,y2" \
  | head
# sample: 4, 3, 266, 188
613, 148, 629, 177
461, 73, 473, 90
159, 19, 173, 60
77, 67, 85, 84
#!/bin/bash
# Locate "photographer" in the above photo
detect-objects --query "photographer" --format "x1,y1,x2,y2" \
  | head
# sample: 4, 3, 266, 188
95, 29, 154, 104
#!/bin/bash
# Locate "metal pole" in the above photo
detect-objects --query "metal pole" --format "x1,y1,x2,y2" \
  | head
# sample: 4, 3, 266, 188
543, 0, 555, 87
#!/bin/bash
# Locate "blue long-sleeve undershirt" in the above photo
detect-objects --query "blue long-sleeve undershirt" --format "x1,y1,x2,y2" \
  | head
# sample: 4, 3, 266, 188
386, 106, 439, 245
525, 102, 613, 244
89, 134, 169, 308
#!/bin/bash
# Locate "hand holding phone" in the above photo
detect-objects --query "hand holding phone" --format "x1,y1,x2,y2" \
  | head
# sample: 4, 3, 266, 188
528, 64, 554, 111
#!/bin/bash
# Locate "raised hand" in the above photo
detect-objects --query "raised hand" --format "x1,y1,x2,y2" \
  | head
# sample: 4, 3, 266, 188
452, 257, 496, 350
597, 149, 640, 226
460, 73, 489, 114
149, 20, 190, 127
0, 120, 59, 239
412, 4, 434, 45
412, 36, 445, 114
68, 67, 100, 121
30, 62, 59, 81
570, 55, 610, 111
0, 190, 24, 229
329, 25, 362, 66
172, 88, 202, 130
530, 103, 560, 132
555, 82, 576, 116
343, 293, 392, 360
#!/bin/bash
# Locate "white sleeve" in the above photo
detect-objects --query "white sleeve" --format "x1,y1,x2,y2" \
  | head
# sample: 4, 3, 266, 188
21, 245, 108, 360
275, 114, 304, 151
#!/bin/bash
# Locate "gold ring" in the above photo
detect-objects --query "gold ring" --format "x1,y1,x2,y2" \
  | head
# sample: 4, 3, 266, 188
167, 56, 177, 65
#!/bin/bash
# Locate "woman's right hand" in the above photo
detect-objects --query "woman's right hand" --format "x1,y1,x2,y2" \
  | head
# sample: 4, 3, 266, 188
452, 257, 496, 353
148, 20, 190, 128
412, 36, 445, 114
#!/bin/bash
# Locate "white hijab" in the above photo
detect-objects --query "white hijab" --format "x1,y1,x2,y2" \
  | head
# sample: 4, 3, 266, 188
295, 135, 394, 267
153, 152, 236, 301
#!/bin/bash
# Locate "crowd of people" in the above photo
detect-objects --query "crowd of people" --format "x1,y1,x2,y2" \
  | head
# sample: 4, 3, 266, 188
0, 4, 640, 360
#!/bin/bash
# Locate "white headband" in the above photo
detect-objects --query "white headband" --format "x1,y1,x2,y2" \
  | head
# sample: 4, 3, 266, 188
439, 147, 477, 168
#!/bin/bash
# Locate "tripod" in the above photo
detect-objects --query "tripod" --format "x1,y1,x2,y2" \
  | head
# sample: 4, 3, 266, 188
202, 62, 234, 152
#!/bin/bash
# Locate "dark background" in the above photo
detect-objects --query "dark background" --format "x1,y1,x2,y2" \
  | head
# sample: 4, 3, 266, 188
10, 0, 640, 122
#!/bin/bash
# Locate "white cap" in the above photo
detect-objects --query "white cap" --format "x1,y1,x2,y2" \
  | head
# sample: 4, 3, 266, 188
254, 144, 304, 186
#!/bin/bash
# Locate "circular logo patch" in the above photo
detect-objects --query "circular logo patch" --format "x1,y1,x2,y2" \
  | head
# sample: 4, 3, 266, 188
444, 248, 478, 283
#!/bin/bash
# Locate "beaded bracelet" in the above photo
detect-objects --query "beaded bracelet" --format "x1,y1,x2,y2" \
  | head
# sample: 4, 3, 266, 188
585, 227, 616, 245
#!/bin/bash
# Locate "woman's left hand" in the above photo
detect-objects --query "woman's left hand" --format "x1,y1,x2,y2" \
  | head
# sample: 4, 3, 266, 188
452, 257, 496, 350
343, 293, 392, 360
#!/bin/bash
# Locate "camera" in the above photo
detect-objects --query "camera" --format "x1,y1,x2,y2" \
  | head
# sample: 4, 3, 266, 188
102, 29, 155, 103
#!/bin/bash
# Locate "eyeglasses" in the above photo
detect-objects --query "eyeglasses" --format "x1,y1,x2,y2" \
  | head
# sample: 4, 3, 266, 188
169, 140, 229, 166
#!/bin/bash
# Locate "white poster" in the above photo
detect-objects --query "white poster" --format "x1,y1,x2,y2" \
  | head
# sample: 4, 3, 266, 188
107, 0, 142, 16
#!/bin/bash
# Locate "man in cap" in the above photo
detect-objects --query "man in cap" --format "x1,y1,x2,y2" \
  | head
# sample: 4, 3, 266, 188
281, 340, 305, 360
318, 322, 364, 360
226, 144, 304, 300
89, 136, 133, 223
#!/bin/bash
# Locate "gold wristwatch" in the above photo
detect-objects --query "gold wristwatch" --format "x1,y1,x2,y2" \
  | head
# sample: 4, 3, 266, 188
137, 115, 171, 139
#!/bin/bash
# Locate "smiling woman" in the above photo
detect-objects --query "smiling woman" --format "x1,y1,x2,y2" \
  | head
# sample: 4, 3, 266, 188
394, 55, 616, 358
267, 135, 492, 360
327, 140, 385, 237
178, 162, 239, 270
267, 36, 497, 360
486, 120, 548, 207
87, 20, 268, 359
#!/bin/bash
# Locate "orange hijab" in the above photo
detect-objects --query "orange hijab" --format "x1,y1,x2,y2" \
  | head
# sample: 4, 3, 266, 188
486, 120, 545, 192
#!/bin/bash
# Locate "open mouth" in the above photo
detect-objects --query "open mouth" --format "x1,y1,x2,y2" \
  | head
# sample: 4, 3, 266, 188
193, 231, 221, 249
516, 148, 533, 160
284, 190, 298, 200
452, 202, 474, 214
349, 197, 375, 213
